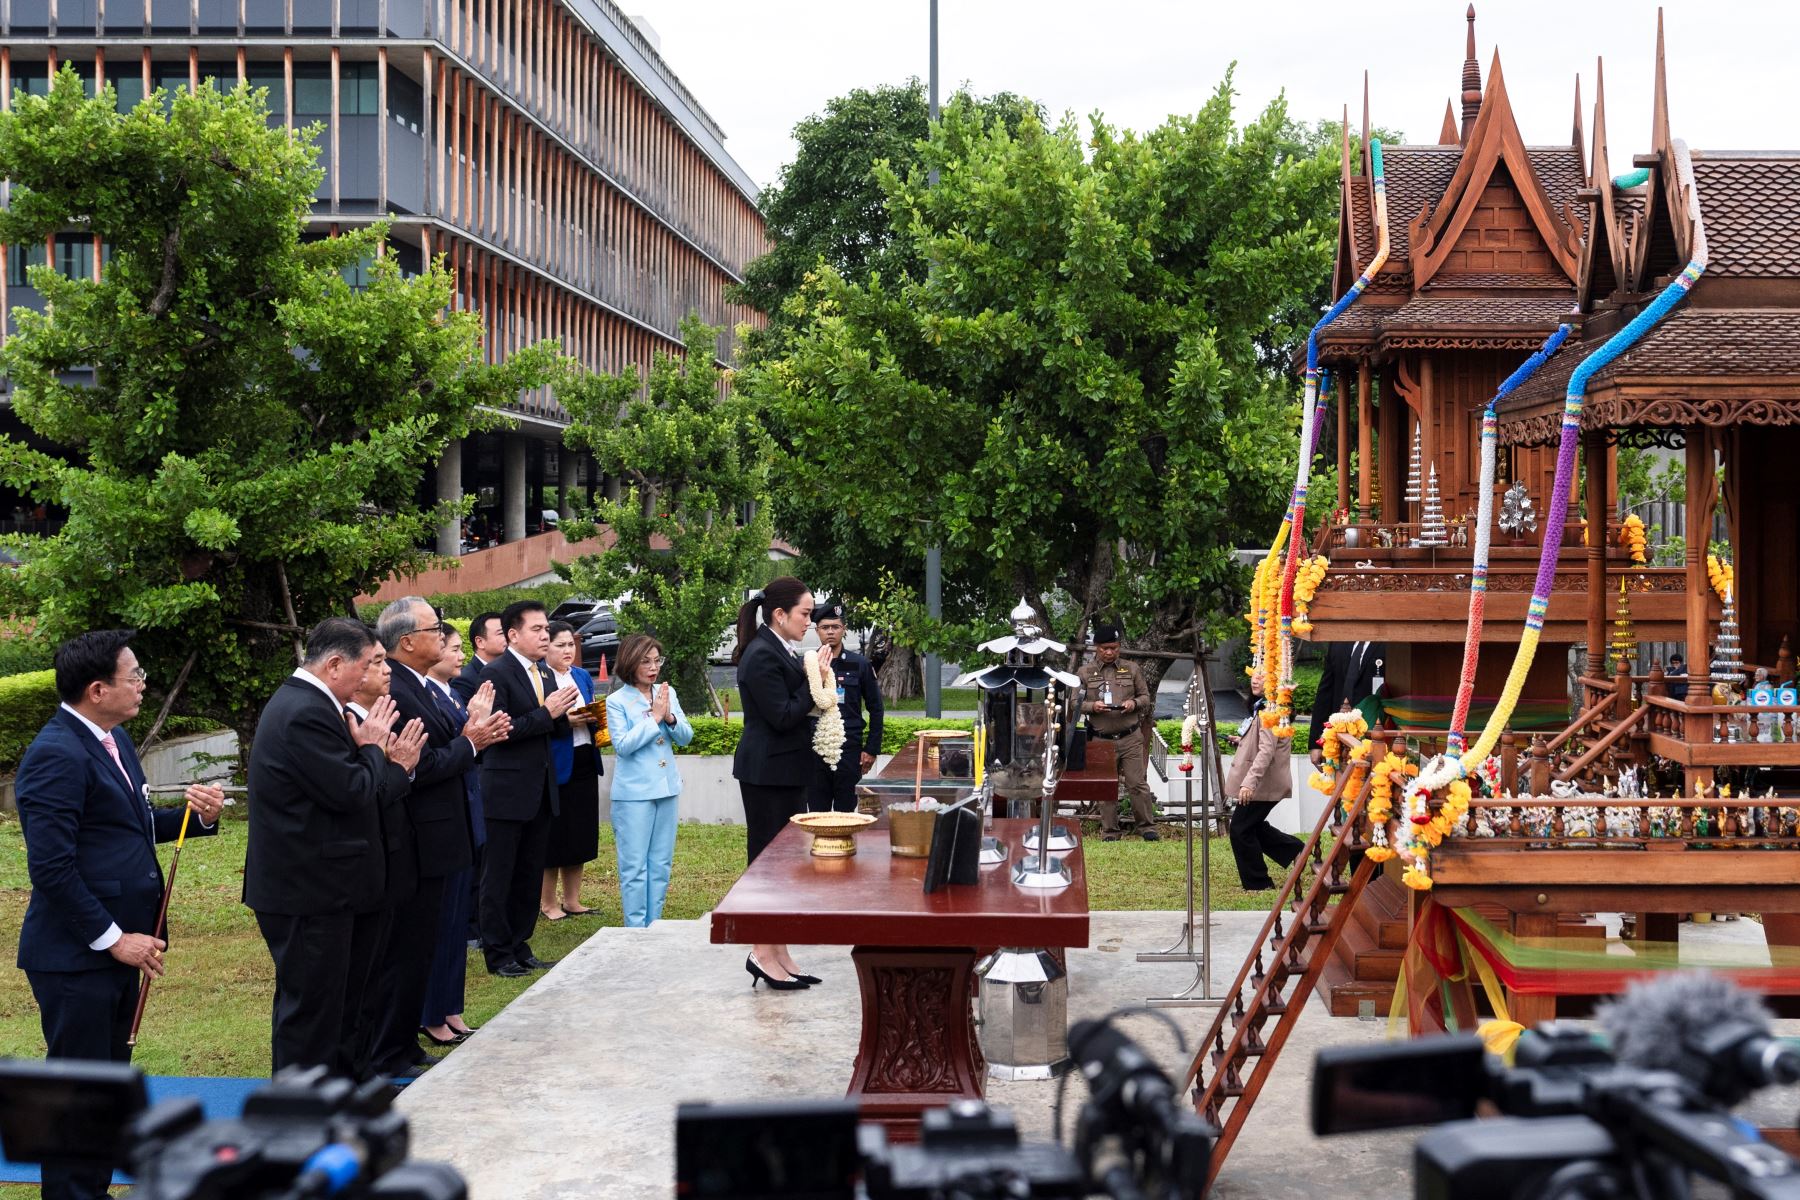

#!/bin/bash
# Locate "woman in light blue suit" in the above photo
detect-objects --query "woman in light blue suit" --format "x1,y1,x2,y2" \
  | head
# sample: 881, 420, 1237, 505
606, 633, 693, 927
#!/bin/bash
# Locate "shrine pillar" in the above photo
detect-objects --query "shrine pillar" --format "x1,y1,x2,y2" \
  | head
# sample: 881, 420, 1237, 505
1336, 374, 1351, 513
1683, 430, 1716, 793
1356, 360, 1373, 516
1583, 430, 1608, 678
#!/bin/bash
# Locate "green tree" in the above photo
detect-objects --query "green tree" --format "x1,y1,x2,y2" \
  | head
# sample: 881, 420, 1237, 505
557, 317, 772, 703
732, 81, 1037, 694
731, 79, 1040, 334
740, 76, 1341, 693
0, 69, 559, 746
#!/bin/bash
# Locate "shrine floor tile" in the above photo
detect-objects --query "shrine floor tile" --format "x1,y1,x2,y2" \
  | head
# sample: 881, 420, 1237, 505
393, 910, 1798, 1199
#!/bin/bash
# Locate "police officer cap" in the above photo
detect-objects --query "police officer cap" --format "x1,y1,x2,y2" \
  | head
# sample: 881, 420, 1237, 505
815, 602, 846, 623
1092, 620, 1123, 645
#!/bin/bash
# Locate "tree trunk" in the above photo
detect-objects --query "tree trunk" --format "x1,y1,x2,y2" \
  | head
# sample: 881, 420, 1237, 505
879, 641, 921, 700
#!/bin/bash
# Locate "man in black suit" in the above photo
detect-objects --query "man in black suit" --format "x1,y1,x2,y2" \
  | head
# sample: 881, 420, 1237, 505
363, 597, 510, 1076
245, 618, 426, 1077
478, 600, 580, 977
1307, 640, 1386, 765
15, 631, 225, 1200
451, 610, 506, 702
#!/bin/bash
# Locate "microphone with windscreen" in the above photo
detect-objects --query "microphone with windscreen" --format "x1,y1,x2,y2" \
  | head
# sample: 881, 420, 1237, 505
1598, 971, 1800, 1106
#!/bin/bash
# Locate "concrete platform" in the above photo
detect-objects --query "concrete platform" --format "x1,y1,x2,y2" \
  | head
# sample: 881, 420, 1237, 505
394, 909, 1800, 1198
396, 910, 1413, 1198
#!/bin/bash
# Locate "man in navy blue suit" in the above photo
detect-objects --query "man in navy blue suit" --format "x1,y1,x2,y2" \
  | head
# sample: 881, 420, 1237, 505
15, 629, 225, 1200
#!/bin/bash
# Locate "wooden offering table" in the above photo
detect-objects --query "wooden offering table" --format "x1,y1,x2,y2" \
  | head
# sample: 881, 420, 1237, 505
709, 817, 1089, 1138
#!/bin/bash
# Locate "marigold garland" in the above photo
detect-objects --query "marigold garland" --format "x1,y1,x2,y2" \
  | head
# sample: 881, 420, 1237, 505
1362, 750, 1413, 863
1291, 555, 1329, 637
1621, 513, 1647, 564
1707, 553, 1734, 604
1309, 709, 1368, 795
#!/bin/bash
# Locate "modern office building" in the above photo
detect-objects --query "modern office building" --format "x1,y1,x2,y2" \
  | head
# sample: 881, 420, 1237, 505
0, 0, 767, 554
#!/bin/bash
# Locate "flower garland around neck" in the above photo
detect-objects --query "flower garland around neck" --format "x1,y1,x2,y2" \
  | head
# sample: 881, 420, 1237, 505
1308, 709, 1369, 795
804, 649, 844, 768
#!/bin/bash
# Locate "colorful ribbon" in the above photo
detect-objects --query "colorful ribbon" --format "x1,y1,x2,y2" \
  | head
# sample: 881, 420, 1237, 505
1447, 325, 1572, 752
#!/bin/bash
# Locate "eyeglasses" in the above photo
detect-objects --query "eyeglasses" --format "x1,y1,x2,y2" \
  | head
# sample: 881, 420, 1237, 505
642, 656, 664, 667
414, 622, 451, 638
112, 667, 148, 685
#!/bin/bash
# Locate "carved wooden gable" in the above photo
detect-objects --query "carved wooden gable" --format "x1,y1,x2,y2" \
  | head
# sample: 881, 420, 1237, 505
1408, 55, 1582, 289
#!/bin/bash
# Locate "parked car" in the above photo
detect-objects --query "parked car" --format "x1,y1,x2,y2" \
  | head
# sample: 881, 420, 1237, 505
577, 608, 619, 674
551, 597, 603, 624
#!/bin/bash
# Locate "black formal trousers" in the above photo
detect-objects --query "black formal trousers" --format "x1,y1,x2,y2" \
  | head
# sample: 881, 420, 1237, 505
422, 865, 472, 1026
26, 965, 138, 1200
254, 907, 385, 1077
1228, 800, 1305, 890
479, 801, 551, 970
805, 753, 863, 814
364, 872, 448, 1076
741, 781, 806, 864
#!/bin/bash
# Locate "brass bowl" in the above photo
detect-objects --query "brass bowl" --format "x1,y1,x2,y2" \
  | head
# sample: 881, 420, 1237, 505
888, 809, 939, 858
789, 811, 876, 857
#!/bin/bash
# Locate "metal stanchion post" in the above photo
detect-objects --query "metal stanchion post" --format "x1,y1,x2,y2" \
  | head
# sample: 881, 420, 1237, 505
1141, 651, 1220, 1005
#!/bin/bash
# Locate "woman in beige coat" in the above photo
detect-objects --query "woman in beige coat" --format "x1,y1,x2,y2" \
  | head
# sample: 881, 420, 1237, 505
1224, 670, 1306, 890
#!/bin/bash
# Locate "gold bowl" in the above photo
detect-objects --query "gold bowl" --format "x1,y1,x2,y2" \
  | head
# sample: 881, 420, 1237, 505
789, 811, 876, 857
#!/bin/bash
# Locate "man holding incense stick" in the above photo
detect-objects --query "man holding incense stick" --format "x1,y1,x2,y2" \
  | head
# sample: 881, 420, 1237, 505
15, 629, 223, 1200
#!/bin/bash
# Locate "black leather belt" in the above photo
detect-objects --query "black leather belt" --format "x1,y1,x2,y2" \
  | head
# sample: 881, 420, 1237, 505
1088, 729, 1134, 741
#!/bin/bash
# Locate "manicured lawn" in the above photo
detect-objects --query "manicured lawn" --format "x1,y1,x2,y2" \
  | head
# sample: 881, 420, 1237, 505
0, 813, 1288, 1079
708, 687, 985, 716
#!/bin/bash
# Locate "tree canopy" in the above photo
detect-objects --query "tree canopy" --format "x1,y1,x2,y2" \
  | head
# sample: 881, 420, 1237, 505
730, 79, 1039, 334
739, 75, 1344, 676
0, 69, 558, 739
557, 317, 772, 701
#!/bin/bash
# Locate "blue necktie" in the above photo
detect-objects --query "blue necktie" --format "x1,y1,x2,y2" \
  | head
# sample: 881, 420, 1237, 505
429, 682, 466, 733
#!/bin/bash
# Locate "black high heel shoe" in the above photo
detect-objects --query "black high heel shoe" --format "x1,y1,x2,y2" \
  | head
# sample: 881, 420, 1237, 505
746, 954, 809, 990
420, 1027, 463, 1047
789, 971, 822, 985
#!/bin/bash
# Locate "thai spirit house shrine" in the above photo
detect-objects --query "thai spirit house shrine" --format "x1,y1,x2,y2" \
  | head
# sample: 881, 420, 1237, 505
1287, 8, 1800, 1012
1309, 11, 1797, 778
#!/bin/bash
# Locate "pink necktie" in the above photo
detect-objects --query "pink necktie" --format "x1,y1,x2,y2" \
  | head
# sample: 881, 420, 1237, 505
99, 731, 130, 784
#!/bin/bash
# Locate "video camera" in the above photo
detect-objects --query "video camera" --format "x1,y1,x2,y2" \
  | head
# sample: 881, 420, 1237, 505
1310, 972, 1800, 1200
0, 1060, 464, 1200
675, 1015, 1216, 1199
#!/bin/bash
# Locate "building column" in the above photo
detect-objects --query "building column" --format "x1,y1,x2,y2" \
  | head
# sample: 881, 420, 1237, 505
503, 436, 527, 543
1583, 429, 1608, 676
436, 439, 463, 556
557, 444, 575, 518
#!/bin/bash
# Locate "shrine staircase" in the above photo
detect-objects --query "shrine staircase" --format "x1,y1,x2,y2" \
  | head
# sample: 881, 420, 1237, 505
1180, 743, 1378, 1189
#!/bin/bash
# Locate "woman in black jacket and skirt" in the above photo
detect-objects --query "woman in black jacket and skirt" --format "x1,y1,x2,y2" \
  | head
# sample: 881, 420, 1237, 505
732, 575, 832, 991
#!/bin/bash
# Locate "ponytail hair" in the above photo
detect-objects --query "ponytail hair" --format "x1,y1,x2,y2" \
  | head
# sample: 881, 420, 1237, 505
731, 574, 810, 665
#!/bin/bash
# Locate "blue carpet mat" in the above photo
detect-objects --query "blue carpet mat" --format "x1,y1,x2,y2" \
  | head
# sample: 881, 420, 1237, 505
0, 1075, 266, 1185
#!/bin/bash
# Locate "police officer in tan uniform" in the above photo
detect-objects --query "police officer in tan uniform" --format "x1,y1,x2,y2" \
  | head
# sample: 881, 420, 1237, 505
1077, 621, 1160, 842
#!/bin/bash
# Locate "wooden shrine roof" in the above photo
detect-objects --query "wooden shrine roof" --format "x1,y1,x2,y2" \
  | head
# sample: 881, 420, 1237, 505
1495, 309, 1800, 445
1494, 151, 1800, 444
1345, 144, 1585, 277
1688, 155, 1800, 278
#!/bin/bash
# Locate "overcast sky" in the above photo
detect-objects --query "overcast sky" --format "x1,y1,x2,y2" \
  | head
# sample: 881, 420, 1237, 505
627, 1, 1795, 196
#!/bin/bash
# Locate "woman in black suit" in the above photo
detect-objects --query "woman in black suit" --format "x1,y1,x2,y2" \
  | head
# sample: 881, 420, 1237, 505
732, 575, 833, 991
